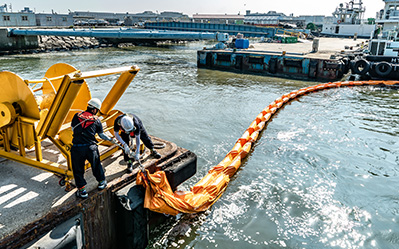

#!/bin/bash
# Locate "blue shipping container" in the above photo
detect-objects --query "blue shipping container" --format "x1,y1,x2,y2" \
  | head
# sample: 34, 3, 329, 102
235, 39, 249, 49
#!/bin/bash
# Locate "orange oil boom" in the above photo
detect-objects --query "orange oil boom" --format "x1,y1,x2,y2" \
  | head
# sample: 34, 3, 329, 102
137, 80, 399, 215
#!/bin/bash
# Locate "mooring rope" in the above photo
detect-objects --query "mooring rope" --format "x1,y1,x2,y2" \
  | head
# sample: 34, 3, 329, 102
137, 80, 399, 215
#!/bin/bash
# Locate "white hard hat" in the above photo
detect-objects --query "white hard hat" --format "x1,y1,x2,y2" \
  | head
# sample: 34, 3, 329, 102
121, 116, 134, 132
88, 98, 101, 110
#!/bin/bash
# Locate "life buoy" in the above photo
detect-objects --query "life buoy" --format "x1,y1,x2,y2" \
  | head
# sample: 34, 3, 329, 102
337, 20, 342, 24
374, 62, 393, 77
351, 59, 370, 75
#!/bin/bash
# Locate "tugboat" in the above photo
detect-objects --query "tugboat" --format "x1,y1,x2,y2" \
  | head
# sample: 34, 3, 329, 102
350, 0, 399, 79
321, 0, 376, 38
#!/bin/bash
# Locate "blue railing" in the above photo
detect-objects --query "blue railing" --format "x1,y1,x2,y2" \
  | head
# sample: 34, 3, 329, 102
144, 22, 277, 38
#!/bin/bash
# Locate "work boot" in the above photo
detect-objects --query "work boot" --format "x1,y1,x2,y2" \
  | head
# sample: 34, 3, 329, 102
76, 187, 88, 199
151, 150, 161, 159
127, 161, 133, 173
98, 180, 107, 190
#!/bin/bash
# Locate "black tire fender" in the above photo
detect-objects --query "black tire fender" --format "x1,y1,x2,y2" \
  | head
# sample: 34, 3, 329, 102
374, 62, 393, 77
342, 58, 350, 74
351, 59, 370, 75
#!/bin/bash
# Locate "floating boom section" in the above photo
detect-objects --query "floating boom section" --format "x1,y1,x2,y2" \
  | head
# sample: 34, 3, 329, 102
0, 63, 139, 190
137, 80, 399, 215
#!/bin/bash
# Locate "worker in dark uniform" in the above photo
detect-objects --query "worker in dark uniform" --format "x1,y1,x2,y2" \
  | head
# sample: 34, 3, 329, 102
114, 114, 161, 172
71, 98, 116, 198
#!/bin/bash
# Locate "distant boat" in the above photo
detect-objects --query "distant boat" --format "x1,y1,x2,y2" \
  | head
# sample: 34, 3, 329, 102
348, 0, 399, 80
321, 0, 376, 38
369, 0, 399, 57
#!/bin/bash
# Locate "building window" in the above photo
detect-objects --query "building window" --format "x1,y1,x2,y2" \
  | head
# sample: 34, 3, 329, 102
22, 16, 28, 21
62, 17, 67, 22
46, 16, 52, 22
3, 15, 10, 21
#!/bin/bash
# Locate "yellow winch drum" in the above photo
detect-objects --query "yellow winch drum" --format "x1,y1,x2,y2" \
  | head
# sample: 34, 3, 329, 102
0, 102, 17, 128
0, 63, 140, 191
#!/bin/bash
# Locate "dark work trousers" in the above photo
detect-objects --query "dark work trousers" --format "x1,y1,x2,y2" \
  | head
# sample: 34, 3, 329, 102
71, 144, 105, 189
120, 129, 154, 162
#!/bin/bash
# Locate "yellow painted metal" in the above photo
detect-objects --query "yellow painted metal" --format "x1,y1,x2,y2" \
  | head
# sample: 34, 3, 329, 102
104, 110, 124, 136
101, 68, 139, 115
31, 125, 42, 162
38, 75, 84, 139
99, 145, 120, 161
16, 118, 26, 157
49, 137, 72, 172
0, 71, 40, 120
0, 127, 10, 152
101, 109, 121, 123
0, 71, 40, 149
26, 71, 79, 84
41, 63, 91, 123
33, 87, 43, 93
0, 102, 17, 128
57, 127, 74, 158
25, 66, 135, 83
0, 150, 72, 176
36, 109, 48, 133
73, 66, 139, 80
15, 117, 42, 161
0, 63, 140, 190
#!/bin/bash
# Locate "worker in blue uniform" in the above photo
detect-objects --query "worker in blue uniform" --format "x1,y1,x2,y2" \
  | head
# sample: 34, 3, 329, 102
71, 98, 116, 199
114, 114, 161, 172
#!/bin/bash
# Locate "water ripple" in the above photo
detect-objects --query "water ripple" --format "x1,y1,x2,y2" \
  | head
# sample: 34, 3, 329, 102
2, 44, 399, 249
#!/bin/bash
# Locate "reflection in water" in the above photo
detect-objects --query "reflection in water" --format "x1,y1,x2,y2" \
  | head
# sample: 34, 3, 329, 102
1, 43, 398, 249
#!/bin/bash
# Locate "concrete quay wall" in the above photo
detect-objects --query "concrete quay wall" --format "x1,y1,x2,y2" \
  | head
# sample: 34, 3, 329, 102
0, 28, 114, 54
0, 28, 38, 52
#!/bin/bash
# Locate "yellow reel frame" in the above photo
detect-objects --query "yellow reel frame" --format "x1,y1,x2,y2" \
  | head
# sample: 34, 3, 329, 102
0, 63, 139, 191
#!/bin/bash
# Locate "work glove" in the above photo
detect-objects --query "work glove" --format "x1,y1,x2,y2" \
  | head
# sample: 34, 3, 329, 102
123, 143, 130, 155
111, 138, 118, 144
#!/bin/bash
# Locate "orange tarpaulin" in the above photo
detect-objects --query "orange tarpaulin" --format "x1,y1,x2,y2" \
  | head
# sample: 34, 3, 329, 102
137, 80, 399, 215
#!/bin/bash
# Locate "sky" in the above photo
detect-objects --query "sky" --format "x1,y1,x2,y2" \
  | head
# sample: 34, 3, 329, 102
9, 0, 386, 18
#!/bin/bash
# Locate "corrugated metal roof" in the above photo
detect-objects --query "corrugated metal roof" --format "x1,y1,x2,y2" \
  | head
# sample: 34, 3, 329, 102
193, 14, 244, 19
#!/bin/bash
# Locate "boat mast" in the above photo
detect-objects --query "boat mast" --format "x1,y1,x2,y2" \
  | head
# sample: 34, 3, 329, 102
333, 0, 365, 24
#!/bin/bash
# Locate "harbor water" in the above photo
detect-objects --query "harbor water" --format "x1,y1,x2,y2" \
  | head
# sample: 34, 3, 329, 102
1, 42, 398, 249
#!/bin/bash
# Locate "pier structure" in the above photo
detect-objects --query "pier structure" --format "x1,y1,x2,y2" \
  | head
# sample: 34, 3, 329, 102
145, 21, 278, 38
8, 27, 227, 42
1, 27, 229, 52
8, 28, 228, 43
